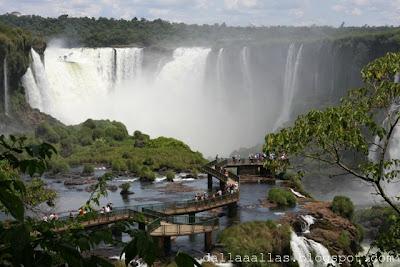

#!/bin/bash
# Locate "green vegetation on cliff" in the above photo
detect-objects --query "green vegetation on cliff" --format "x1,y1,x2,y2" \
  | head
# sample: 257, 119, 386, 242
219, 221, 293, 267
33, 119, 206, 177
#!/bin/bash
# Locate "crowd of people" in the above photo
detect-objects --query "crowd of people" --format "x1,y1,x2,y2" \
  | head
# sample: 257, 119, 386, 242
42, 203, 114, 222
229, 151, 289, 164
194, 182, 238, 201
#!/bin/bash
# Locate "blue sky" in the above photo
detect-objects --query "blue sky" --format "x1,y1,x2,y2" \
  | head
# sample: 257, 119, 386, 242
0, 0, 399, 26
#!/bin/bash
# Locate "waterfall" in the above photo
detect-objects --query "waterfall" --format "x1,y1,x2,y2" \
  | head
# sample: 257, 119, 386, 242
216, 48, 225, 101
115, 48, 143, 85
300, 215, 315, 234
3, 57, 9, 115
240, 46, 253, 101
290, 215, 334, 267
273, 43, 303, 131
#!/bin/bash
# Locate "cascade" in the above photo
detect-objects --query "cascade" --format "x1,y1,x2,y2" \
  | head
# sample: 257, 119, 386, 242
3, 57, 8, 115
273, 43, 303, 131
290, 215, 334, 267
240, 46, 253, 102
216, 48, 225, 101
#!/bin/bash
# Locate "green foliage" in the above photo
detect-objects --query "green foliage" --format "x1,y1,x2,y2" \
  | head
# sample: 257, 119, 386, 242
332, 196, 354, 219
264, 52, 400, 261
48, 157, 70, 174
139, 166, 156, 181
120, 182, 131, 194
338, 230, 351, 249
374, 215, 400, 256
4, 14, 400, 48
219, 221, 292, 267
166, 170, 175, 182
24, 177, 57, 207
31, 119, 206, 175
82, 163, 95, 175
267, 188, 297, 207
111, 159, 127, 172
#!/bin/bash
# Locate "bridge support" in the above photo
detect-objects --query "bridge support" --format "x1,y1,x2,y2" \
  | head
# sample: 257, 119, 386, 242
227, 202, 238, 218
207, 174, 213, 190
138, 222, 146, 231
204, 232, 212, 251
189, 212, 195, 224
154, 236, 172, 257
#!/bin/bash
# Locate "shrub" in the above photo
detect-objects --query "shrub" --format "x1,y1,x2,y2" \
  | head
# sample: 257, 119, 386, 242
332, 196, 354, 219
48, 158, 70, 175
126, 159, 140, 173
82, 163, 94, 176
166, 170, 175, 182
139, 166, 155, 181
267, 188, 297, 207
111, 159, 127, 172
120, 182, 131, 194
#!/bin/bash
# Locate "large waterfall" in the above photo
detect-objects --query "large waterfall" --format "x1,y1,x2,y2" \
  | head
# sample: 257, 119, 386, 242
3, 57, 8, 115
22, 42, 374, 156
273, 43, 303, 131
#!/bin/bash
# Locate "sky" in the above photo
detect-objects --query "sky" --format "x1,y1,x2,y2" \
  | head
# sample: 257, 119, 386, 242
0, 0, 400, 27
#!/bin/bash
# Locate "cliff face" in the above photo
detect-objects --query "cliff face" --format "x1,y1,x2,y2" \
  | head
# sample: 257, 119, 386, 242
0, 23, 50, 134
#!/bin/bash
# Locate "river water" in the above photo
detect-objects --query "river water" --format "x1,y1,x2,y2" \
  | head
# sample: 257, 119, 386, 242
42, 168, 297, 258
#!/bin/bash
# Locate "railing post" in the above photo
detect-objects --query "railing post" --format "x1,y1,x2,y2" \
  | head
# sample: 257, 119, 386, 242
207, 173, 212, 191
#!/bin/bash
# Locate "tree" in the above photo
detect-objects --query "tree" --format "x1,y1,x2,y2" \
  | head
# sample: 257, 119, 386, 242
264, 52, 400, 259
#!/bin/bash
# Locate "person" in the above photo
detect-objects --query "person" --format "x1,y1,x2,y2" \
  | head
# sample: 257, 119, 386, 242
215, 154, 219, 161
217, 189, 222, 196
69, 212, 73, 220
100, 207, 105, 215
105, 205, 111, 213
79, 208, 84, 216
42, 215, 48, 222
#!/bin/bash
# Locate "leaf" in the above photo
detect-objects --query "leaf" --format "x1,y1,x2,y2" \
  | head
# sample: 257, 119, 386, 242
0, 187, 24, 221
175, 252, 201, 267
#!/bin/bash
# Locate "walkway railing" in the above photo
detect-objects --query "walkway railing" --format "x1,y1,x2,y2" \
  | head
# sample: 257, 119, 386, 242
55, 159, 241, 236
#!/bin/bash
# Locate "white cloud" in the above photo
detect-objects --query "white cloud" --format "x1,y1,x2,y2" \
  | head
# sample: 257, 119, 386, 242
332, 4, 346, 12
224, 0, 259, 10
289, 8, 304, 18
351, 7, 362, 16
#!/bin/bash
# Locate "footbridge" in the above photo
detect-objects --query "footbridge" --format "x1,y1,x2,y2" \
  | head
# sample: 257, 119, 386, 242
57, 160, 241, 254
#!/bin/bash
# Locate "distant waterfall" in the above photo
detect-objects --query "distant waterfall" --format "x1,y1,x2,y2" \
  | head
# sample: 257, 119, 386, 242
273, 43, 303, 131
216, 48, 225, 100
240, 46, 253, 100
3, 57, 8, 115
290, 215, 334, 267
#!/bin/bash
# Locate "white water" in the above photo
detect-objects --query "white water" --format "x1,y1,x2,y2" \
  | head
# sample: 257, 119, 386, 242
300, 215, 315, 234
290, 214, 334, 267
273, 43, 303, 131
22, 45, 288, 156
3, 57, 8, 115
290, 188, 306, 198
216, 48, 225, 101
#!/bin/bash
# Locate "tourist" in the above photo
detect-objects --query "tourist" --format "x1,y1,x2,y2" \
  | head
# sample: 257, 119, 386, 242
105, 205, 111, 213
42, 215, 48, 222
